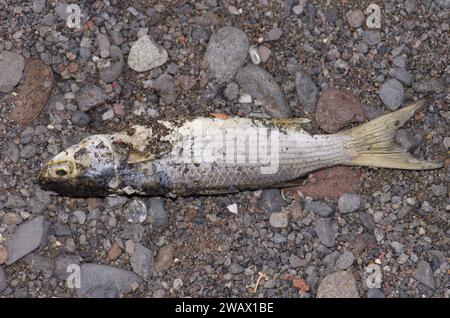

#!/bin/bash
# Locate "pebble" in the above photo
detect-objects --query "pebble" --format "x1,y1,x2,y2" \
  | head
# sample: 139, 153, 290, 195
379, 79, 404, 110
412, 78, 445, 94
97, 33, 111, 58
335, 251, 355, 270
389, 68, 412, 86
76, 85, 107, 112
127, 35, 168, 72
437, 0, 450, 9
5, 194, 27, 209
24, 253, 55, 278
236, 65, 292, 118
79, 264, 141, 296
393, 55, 407, 68
102, 109, 115, 121
413, 260, 435, 289
154, 245, 174, 273
20, 144, 37, 159
239, 94, 252, 104
71, 111, 91, 127
99, 46, 124, 83
205, 27, 249, 83
295, 71, 318, 113
147, 74, 179, 104
6, 142, 20, 163
130, 243, 154, 282
0, 267, 6, 292
317, 271, 359, 298
32, 0, 46, 13
108, 243, 122, 260
314, 219, 335, 247
248, 45, 261, 65
224, 82, 239, 101
362, 31, 381, 46
229, 263, 244, 274
315, 88, 366, 133
443, 137, 450, 149
269, 212, 288, 228
0, 51, 25, 93
266, 27, 283, 41
258, 189, 284, 214
226, 203, 238, 214
258, 45, 272, 63
147, 197, 168, 227
346, 10, 364, 28
430, 184, 447, 197
395, 129, 420, 152
305, 201, 334, 217
5, 216, 50, 265
338, 193, 362, 214
123, 199, 148, 223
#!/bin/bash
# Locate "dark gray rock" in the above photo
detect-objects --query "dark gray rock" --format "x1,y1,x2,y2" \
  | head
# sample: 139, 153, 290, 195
259, 189, 284, 214
147, 197, 168, 228
32, 0, 46, 13
224, 82, 239, 101
5, 194, 27, 209
413, 260, 435, 289
55, 255, 81, 280
71, 111, 91, 127
5, 216, 50, 265
266, 27, 283, 41
130, 243, 154, 281
395, 129, 420, 152
362, 31, 381, 46
205, 27, 249, 83
0, 51, 25, 93
236, 65, 292, 118
6, 142, 20, 163
412, 78, 445, 94
54, 223, 71, 237
76, 85, 107, 112
345, 9, 364, 28
99, 45, 124, 83
229, 262, 244, 274
379, 79, 404, 110
430, 184, 447, 197
86, 284, 120, 298
338, 193, 362, 214
335, 250, 355, 270
123, 199, 148, 224
305, 201, 334, 217
20, 144, 37, 159
314, 219, 335, 247
79, 264, 141, 296
121, 223, 145, 242
23, 253, 55, 278
295, 71, 318, 112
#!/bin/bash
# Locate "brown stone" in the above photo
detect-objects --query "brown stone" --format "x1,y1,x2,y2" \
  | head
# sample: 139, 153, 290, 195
10, 59, 54, 126
0, 244, 9, 264
154, 245, 174, 273
315, 88, 366, 133
108, 242, 122, 260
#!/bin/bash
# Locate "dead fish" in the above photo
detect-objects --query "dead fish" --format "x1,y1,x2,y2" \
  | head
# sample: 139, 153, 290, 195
38, 101, 442, 197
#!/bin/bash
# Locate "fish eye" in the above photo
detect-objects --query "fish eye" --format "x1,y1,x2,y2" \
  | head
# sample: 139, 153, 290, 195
55, 169, 68, 176
49, 162, 74, 178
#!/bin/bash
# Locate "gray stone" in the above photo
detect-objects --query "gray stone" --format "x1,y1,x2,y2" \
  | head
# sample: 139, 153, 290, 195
121, 223, 145, 242
0, 267, 6, 292
413, 260, 435, 289
345, 9, 364, 28
314, 219, 335, 247
106, 196, 128, 210
389, 68, 412, 86
443, 137, 450, 149
436, 0, 450, 9
317, 271, 359, 298
147, 197, 168, 227
127, 35, 168, 72
338, 193, 362, 214
55, 255, 81, 280
23, 253, 55, 278
229, 262, 244, 274
0, 51, 25, 93
71, 111, 91, 127
97, 33, 111, 58
236, 65, 292, 118
259, 189, 284, 214
273, 233, 287, 244
32, 0, 46, 13
393, 55, 407, 68
367, 288, 385, 298
266, 27, 283, 41
79, 264, 141, 296
6, 142, 19, 163
269, 212, 289, 228
166, 63, 179, 75
395, 129, 420, 152
99, 46, 124, 83
123, 199, 148, 224
130, 243, 154, 281
305, 201, 334, 217
76, 85, 106, 112
5, 194, 27, 209
335, 251, 355, 270
20, 144, 37, 159
362, 31, 381, 46
379, 79, 404, 110
54, 223, 71, 237
404, 0, 417, 13
205, 27, 249, 83
295, 71, 318, 112
86, 284, 120, 298
224, 82, 239, 101
5, 216, 50, 265
55, 2, 70, 20
147, 73, 179, 104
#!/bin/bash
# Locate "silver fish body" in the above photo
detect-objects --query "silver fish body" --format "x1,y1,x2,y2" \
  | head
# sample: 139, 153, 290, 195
38, 102, 442, 197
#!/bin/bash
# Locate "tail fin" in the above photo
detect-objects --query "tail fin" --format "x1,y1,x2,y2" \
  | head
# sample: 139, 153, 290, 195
341, 100, 442, 170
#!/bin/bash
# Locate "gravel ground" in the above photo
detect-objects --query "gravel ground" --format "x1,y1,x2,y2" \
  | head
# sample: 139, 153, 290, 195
0, 0, 449, 298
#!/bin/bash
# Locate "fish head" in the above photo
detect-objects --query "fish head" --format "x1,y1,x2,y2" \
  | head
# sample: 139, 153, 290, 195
38, 134, 125, 196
